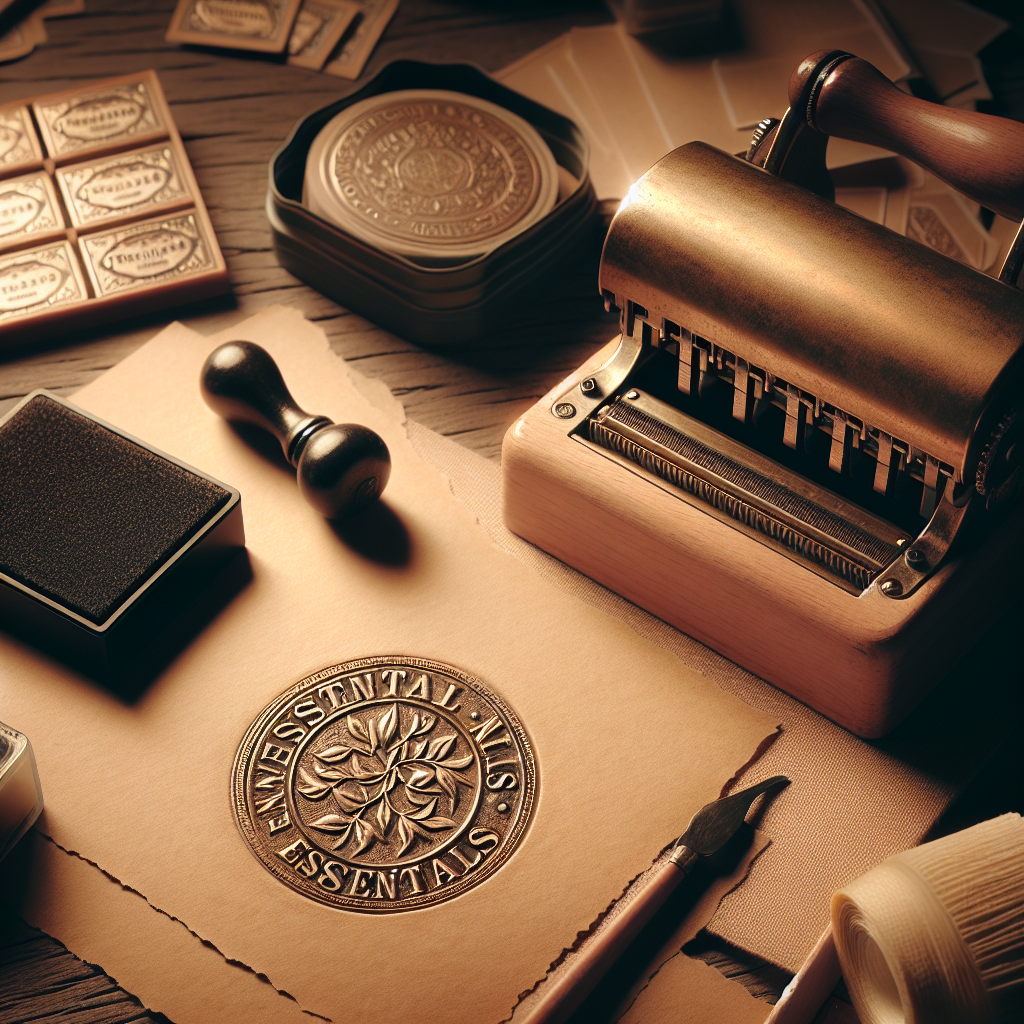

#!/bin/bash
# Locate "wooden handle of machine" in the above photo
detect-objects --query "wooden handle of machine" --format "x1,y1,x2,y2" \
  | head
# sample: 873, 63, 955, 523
790, 50, 1024, 222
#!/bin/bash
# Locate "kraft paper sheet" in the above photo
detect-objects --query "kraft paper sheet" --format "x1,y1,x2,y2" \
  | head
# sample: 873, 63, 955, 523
0, 307, 779, 1024
501, 0, 1008, 208
709, 0, 911, 130
494, 34, 635, 203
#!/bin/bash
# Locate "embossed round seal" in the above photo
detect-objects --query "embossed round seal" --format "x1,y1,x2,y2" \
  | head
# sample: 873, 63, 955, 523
305, 90, 558, 259
233, 657, 537, 912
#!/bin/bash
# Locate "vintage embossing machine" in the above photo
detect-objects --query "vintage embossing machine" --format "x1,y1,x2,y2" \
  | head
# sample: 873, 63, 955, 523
503, 51, 1024, 737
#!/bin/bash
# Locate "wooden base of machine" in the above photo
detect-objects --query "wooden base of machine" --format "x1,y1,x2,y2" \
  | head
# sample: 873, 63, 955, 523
502, 340, 1024, 738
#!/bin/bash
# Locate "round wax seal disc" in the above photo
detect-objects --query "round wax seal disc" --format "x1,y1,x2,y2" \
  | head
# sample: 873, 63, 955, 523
305, 89, 559, 259
233, 656, 537, 913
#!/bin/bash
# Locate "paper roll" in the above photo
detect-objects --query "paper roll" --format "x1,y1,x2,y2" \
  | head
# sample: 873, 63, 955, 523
832, 814, 1024, 1024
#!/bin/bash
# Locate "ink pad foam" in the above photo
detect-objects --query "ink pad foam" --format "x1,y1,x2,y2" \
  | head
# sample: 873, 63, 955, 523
0, 391, 244, 679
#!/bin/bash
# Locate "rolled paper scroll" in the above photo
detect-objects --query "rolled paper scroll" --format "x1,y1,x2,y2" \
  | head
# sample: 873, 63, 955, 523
832, 813, 1024, 1024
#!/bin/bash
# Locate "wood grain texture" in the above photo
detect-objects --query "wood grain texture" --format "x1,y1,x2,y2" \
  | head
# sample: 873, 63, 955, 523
0, 903, 169, 1024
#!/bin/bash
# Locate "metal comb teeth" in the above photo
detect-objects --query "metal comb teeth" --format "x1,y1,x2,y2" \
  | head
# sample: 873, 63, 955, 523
586, 391, 910, 592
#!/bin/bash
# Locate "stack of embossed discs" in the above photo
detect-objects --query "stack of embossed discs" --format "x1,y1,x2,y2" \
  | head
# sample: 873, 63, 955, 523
0, 70, 228, 348
304, 89, 560, 263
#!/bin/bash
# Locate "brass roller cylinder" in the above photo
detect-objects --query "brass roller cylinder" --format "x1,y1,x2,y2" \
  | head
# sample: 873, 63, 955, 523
599, 142, 1024, 484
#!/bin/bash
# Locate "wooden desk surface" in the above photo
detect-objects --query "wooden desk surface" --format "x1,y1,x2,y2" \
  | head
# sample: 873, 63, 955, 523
1, 3, 1021, 1022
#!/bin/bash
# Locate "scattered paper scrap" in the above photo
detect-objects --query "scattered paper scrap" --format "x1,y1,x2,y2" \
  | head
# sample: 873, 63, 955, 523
323, 0, 398, 80
166, 0, 303, 54
0, 12, 44, 65
287, 0, 358, 70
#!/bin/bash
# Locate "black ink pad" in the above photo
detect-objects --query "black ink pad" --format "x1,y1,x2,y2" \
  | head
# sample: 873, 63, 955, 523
0, 391, 244, 680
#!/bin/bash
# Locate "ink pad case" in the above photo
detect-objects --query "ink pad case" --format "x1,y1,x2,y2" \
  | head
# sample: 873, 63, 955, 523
267, 61, 597, 347
0, 391, 244, 680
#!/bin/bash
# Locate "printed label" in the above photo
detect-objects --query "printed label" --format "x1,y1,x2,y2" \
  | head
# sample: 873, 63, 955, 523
59, 146, 189, 228
53, 97, 147, 142
192, 0, 276, 36
0, 260, 67, 311
0, 123, 22, 161
100, 227, 197, 279
0, 108, 40, 171
82, 211, 217, 296
77, 162, 173, 210
0, 190, 43, 236
37, 82, 162, 158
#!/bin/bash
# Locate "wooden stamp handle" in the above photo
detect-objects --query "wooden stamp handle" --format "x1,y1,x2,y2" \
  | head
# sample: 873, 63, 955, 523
789, 50, 1024, 222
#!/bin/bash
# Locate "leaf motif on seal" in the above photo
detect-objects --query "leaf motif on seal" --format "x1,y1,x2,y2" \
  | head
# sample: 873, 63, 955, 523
310, 814, 352, 832
314, 745, 352, 763
297, 766, 332, 799
302, 703, 477, 858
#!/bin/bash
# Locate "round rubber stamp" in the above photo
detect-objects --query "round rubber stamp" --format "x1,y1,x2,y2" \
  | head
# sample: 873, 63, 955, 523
233, 657, 537, 912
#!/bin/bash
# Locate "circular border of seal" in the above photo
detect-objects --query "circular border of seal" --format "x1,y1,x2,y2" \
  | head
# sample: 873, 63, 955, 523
232, 656, 538, 913
304, 89, 559, 259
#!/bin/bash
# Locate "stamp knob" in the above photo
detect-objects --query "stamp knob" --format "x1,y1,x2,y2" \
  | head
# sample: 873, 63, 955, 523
200, 341, 391, 518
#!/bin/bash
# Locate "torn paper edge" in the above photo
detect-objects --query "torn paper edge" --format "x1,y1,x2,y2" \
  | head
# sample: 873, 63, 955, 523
504, 832, 775, 1023
36, 831, 331, 1022
622, 841, 778, 1019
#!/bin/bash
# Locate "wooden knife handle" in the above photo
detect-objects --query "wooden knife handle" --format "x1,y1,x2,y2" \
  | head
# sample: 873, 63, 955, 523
789, 50, 1024, 222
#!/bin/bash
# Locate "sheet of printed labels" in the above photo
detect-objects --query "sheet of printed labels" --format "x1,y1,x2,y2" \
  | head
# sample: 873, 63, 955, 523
0, 70, 227, 345
2, 306, 783, 1024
